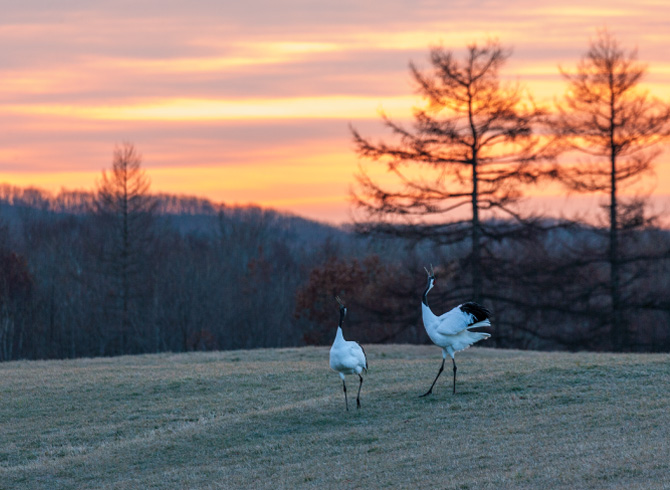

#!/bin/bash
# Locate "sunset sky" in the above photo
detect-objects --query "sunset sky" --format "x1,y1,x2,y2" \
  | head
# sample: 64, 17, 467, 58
1, 0, 669, 223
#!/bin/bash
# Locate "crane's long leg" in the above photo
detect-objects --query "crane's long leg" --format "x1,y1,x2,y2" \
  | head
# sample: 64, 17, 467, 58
342, 379, 349, 411
419, 358, 445, 397
452, 358, 457, 395
356, 374, 364, 409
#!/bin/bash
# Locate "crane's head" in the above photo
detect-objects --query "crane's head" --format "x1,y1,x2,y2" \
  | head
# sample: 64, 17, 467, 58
335, 295, 347, 317
424, 264, 435, 290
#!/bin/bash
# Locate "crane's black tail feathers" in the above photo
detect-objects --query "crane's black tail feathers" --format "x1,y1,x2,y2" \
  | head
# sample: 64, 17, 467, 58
355, 341, 369, 372
459, 302, 491, 323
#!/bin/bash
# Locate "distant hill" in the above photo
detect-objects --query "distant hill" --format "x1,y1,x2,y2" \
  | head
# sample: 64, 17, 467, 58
0, 182, 348, 244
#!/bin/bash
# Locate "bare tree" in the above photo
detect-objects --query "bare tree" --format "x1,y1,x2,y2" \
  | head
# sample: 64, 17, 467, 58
351, 40, 553, 303
93, 143, 158, 354
555, 30, 670, 350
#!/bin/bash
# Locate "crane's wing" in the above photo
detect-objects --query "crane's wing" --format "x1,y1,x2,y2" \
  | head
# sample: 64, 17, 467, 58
435, 307, 471, 335
347, 340, 368, 372
354, 341, 368, 372
435, 302, 491, 336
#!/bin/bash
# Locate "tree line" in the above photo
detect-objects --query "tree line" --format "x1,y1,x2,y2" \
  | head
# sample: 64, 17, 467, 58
1, 30, 670, 361
0, 173, 350, 360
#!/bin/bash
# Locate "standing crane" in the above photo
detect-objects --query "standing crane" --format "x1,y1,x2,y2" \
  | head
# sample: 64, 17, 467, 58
329, 296, 368, 410
420, 265, 491, 396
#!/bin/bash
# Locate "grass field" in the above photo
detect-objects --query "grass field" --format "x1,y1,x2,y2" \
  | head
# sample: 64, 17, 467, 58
1, 345, 669, 489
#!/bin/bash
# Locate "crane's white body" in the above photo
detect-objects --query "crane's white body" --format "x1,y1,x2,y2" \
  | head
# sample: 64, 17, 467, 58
330, 326, 368, 377
422, 302, 491, 359
329, 303, 368, 410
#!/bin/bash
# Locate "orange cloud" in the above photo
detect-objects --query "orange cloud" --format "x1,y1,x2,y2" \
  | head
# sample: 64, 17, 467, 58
4, 96, 417, 121
2, 0, 670, 225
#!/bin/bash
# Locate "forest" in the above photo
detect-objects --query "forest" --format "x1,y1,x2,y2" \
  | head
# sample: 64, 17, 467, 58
1, 32, 670, 361
1, 178, 669, 362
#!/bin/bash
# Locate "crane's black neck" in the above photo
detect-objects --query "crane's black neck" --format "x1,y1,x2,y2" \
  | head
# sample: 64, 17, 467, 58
338, 308, 346, 328
422, 280, 433, 306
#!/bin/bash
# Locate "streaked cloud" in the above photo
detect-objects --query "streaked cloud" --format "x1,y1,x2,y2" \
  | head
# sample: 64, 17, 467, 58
4, 95, 416, 121
1, 0, 669, 223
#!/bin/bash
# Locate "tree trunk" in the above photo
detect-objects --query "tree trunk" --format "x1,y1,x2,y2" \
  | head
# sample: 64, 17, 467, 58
609, 146, 624, 350
608, 87, 625, 351
472, 160, 482, 304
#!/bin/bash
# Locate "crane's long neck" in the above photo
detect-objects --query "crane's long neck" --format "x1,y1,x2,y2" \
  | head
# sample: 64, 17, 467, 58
422, 302, 437, 334
422, 279, 434, 306
422, 278, 437, 335
334, 308, 346, 342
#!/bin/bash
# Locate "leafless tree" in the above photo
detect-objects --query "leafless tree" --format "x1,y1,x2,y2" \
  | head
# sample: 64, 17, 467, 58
555, 30, 670, 350
93, 143, 158, 354
351, 40, 554, 303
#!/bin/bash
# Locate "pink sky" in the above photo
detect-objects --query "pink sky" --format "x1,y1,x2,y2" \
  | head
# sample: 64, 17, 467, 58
1, 0, 669, 223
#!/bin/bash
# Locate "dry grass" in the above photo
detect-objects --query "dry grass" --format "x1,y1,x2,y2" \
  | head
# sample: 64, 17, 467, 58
1, 345, 669, 489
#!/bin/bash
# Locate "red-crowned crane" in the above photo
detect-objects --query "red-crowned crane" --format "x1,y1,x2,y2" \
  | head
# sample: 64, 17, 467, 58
329, 296, 368, 410
420, 265, 491, 396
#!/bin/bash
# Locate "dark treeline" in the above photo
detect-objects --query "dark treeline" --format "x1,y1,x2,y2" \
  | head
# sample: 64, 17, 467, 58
0, 183, 350, 360
1, 183, 670, 361
296, 221, 670, 353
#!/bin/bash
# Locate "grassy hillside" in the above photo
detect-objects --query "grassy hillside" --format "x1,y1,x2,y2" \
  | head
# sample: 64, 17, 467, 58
1, 345, 669, 489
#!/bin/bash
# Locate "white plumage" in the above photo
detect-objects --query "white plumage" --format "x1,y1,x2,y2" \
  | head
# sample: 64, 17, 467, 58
329, 297, 368, 410
420, 265, 491, 396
